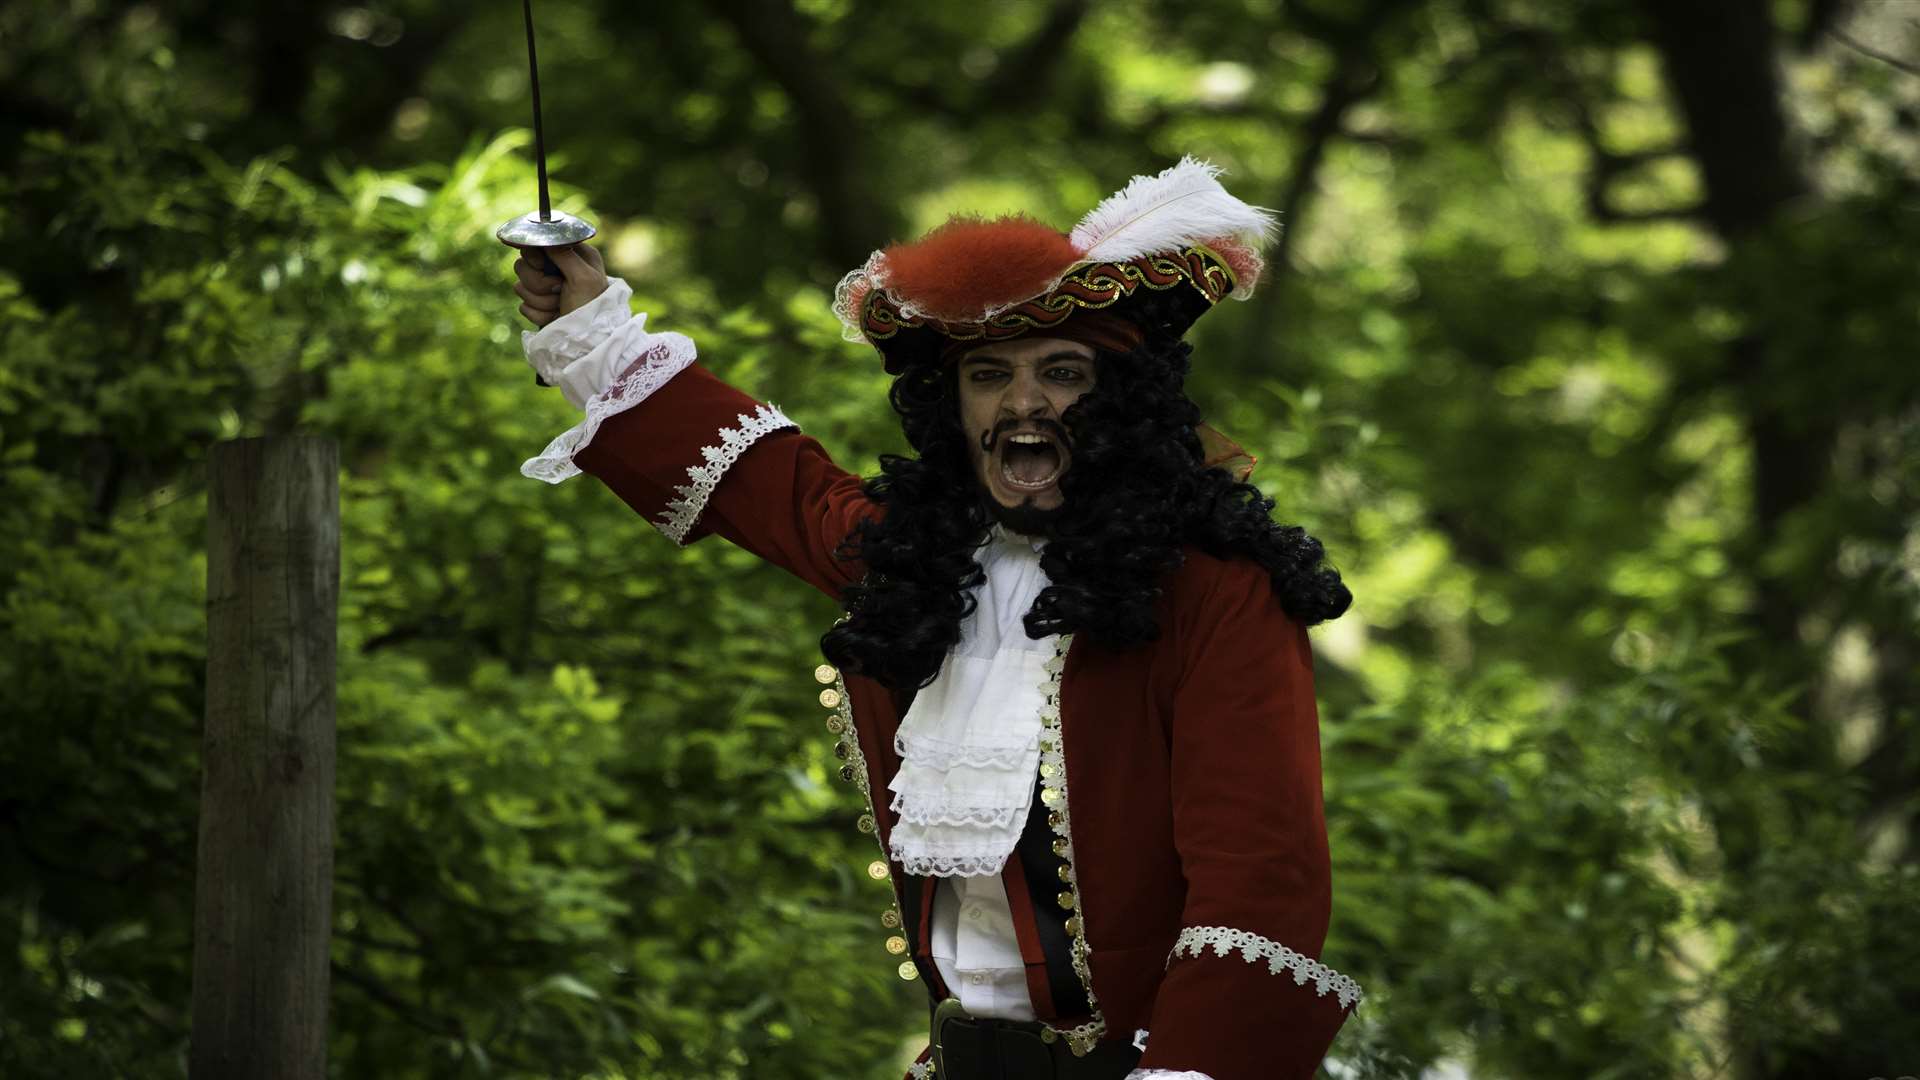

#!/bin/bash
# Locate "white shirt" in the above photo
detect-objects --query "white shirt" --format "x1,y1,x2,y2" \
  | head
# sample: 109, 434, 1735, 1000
903, 524, 1054, 1021
524, 287, 1045, 1020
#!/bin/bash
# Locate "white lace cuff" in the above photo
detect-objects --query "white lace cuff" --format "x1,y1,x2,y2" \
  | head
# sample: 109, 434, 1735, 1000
519, 324, 700, 485
1168, 926, 1364, 1010
522, 277, 637, 398
1125, 1071, 1213, 1079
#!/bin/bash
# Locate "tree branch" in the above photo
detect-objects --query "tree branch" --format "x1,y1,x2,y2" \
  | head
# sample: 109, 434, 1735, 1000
1270, 56, 1381, 282
1639, 0, 1813, 239
1829, 26, 1920, 77
705, 0, 889, 266
1255, 0, 1416, 303
1534, 41, 1701, 228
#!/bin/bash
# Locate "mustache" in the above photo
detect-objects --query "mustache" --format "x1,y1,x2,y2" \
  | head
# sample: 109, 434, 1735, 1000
980, 419, 1070, 454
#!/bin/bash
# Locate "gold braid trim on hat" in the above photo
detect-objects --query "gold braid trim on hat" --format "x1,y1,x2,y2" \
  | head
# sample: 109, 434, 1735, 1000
861, 244, 1238, 344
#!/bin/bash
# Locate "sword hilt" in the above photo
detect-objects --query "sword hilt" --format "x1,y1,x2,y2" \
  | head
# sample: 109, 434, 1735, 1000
533, 249, 561, 387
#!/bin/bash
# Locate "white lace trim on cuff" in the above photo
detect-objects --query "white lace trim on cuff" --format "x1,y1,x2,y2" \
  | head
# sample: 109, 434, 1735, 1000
520, 326, 699, 484
522, 278, 636, 387
1168, 926, 1365, 1010
1124, 1071, 1214, 1079
906, 1061, 934, 1080
655, 403, 798, 546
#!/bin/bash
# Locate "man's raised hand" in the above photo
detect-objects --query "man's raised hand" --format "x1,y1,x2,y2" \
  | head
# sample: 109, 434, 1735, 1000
512, 243, 609, 328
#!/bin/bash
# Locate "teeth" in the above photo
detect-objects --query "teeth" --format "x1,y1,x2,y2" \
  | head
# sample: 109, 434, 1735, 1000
1008, 434, 1051, 445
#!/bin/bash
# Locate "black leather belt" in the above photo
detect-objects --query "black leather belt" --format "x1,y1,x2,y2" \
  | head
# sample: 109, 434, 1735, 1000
930, 998, 1141, 1080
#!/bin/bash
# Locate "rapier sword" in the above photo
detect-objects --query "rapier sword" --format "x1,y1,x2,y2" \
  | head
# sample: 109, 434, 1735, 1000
496, 0, 596, 383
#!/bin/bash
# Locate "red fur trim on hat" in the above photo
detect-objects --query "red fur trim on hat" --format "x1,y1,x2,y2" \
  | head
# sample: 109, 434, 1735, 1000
878, 215, 1083, 322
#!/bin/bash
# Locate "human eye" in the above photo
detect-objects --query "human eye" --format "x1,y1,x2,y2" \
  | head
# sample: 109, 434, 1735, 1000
968, 369, 1006, 382
1048, 367, 1085, 381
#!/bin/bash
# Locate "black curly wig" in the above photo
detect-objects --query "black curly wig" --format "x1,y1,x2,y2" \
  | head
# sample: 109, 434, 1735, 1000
819, 313, 1352, 692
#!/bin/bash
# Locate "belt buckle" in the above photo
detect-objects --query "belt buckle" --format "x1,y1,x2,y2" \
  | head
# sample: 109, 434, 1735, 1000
930, 997, 972, 1077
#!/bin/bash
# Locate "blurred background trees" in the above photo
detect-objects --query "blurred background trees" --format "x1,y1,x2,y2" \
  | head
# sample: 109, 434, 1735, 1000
1, 0, 1914, 1076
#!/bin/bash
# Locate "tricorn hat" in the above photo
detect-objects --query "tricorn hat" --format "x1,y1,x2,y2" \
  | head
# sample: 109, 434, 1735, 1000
832, 157, 1274, 481
834, 157, 1275, 372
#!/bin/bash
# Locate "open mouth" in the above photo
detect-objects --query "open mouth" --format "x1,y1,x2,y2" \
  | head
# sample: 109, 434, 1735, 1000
996, 431, 1068, 492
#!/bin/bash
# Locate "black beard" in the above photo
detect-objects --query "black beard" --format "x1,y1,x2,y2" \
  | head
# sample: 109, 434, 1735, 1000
978, 482, 1067, 537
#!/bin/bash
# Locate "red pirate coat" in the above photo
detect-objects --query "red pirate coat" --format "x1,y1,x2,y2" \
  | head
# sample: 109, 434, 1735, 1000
567, 359, 1363, 1079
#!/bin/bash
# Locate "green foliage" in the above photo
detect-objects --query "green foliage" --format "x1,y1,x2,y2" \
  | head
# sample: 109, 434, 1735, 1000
1, 44, 917, 1079
2, 0, 1916, 1077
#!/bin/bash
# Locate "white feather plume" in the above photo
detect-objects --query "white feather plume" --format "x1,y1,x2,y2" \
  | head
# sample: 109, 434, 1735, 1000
1068, 157, 1276, 262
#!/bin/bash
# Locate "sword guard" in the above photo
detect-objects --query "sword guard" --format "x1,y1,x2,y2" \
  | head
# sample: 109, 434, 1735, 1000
500, 214, 596, 388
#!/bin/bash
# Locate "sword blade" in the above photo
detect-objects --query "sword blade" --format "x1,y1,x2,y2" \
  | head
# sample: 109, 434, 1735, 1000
521, 0, 551, 221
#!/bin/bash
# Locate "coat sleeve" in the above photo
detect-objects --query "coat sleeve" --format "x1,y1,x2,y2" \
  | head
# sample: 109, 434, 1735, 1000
1129, 560, 1363, 1080
515, 289, 877, 597
531, 334, 879, 600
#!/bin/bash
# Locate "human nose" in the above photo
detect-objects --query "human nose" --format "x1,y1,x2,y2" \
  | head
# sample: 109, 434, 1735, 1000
1003, 367, 1049, 418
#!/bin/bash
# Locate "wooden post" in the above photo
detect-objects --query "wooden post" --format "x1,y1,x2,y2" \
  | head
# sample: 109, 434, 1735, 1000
191, 437, 339, 1080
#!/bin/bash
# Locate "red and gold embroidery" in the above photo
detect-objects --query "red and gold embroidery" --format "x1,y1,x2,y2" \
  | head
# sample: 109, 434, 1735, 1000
861, 245, 1238, 344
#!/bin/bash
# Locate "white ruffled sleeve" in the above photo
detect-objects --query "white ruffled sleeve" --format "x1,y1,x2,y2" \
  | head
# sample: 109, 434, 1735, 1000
523, 277, 638, 403
518, 277, 700, 484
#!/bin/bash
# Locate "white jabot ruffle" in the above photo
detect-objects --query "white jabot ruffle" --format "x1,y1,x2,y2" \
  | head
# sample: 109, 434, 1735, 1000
887, 524, 1057, 877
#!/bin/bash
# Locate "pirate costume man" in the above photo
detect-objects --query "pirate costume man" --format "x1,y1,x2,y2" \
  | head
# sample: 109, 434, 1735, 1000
517, 159, 1364, 1080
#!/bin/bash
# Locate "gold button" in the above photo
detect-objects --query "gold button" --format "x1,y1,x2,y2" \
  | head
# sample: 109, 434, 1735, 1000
1047, 811, 1064, 830
833, 741, 850, 760
881, 909, 901, 929
1051, 838, 1069, 858
1070, 1041, 1089, 1058
885, 935, 908, 955
818, 688, 843, 709
897, 961, 919, 981
1039, 762, 1057, 778
867, 860, 890, 880
825, 716, 845, 734
1041, 788, 1063, 808
1057, 890, 1076, 910
839, 764, 857, 782
1040, 1028, 1058, 1044
1056, 864, 1072, 882
1065, 916, 1080, 936
857, 813, 876, 834
814, 664, 837, 684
